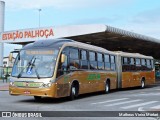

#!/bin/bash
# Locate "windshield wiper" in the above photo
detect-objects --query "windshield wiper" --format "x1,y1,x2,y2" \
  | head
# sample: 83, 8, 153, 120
30, 58, 40, 79
17, 57, 41, 79
17, 56, 34, 78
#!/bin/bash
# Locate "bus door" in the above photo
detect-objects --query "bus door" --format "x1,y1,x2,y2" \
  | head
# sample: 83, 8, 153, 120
133, 58, 141, 86
121, 57, 133, 88
56, 47, 70, 97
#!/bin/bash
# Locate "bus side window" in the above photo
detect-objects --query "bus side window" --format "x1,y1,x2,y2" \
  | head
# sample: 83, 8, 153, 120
104, 54, 111, 71
141, 59, 146, 71
89, 51, 97, 70
97, 53, 104, 70
57, 47, 69, 77
111, 55, 116, 71
80, 50, 88, 69
151, 60, 154, 69
122, 57, 130, 71
146, 59, 152, 70
69, 48, 80, 70
135, 58, 141, 70
130, 58, 135, 71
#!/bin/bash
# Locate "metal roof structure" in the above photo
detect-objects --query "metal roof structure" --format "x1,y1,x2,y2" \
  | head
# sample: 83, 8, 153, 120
1, 24, 160, 59
65, 24, 160, 59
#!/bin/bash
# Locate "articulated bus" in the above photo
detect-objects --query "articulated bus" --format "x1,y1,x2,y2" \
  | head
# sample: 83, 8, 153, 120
9, 39, 155, 100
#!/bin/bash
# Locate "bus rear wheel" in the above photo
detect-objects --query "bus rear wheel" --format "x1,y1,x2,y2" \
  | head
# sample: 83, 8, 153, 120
141, 80, 145, 89
105, 81, 110, 93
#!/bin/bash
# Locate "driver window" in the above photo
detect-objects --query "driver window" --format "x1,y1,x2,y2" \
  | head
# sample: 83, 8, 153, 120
57, 47, 69, 77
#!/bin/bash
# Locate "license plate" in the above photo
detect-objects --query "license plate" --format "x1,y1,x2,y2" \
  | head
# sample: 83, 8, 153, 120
24, 91, 30, 94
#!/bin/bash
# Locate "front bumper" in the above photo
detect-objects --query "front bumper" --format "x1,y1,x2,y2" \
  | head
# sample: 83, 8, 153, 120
9, 83, 57, 98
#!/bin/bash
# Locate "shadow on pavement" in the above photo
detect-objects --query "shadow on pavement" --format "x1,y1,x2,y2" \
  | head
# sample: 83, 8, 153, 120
13, 80, 160, 104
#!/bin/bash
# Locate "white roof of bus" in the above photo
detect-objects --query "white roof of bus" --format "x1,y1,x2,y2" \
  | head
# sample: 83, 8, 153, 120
114, 51, 153, 59
63, 40, 153, 59
64, 41, 117, 55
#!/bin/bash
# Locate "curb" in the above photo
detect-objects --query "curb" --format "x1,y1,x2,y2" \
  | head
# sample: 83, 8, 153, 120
0, 85, 9, 91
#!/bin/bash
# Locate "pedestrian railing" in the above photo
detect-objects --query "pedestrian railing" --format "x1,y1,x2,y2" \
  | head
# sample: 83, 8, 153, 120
0, 66, 12, 83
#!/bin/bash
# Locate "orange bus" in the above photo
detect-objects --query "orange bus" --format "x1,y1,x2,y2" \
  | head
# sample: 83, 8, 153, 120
9, 39, 155, 100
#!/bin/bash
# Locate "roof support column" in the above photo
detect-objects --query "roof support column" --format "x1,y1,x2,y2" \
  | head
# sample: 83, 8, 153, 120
0, 1, 5, 77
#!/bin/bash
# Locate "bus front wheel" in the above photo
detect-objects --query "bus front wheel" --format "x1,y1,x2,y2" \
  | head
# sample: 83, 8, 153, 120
69, 84, 77, 100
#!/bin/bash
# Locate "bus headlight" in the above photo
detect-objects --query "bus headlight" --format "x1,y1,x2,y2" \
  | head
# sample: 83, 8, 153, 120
9, 82, 14, 86
9, 78, 15, 86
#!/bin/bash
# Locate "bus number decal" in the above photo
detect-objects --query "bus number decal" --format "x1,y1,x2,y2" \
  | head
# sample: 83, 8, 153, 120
87, 74, 101, 80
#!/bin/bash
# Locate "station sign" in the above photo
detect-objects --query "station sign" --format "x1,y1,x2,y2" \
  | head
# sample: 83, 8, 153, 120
0, 27, 55, 43
0, 24, 107, 43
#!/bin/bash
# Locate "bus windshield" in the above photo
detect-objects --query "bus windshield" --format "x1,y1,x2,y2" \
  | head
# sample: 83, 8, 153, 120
12, 49, 59, 78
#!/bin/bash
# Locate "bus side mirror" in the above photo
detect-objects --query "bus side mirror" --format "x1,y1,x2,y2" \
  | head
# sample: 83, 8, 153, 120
61, 54, 66, 63
9, 53, 13, 61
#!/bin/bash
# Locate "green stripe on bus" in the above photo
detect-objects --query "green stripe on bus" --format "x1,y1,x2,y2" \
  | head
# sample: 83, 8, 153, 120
87, 74, 101, 80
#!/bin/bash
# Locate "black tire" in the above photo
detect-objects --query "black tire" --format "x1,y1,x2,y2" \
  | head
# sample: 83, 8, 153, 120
104, 81, 110, 94
69, 84, 77, 100
141, 80, 145, 89
34, 96, 42, 101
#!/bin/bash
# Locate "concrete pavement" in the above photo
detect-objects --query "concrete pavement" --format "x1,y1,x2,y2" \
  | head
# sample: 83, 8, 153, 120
0, 80, 160, 120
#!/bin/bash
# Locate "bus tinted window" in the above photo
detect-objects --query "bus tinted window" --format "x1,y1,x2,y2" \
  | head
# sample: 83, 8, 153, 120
141, 59, 146, 66
111, 64, 116, 71
104, 54, 110, 71
70, 48, 79, 59
147, 59, 152, 69
81, 50, 87, 60
69, 48, 80, 70
90, 61, 97, 70
111, 56, 116, 71
80, 61, 88, 69
105, 63, 111, 70
105, 54, 110, 62
97, 53, 103, 62
89, 52, 96, 61
57, 47, 69, 77
130, 58, 135, 65
80, 50, 88, 69
111, 55, 115, 63
123, 57, 128, 64
98, 62, 104, 70
97, 53, 104, 70
122, 57, 130, 71
70, 59, 80, 70
136, 58, 141, 65
151, 60, 154, 68
147, 59, 151, 65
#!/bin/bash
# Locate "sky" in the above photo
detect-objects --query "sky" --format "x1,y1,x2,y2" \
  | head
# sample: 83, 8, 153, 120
2, 0, 160, 57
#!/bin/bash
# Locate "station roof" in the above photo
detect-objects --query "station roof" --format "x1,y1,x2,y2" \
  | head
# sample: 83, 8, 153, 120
1, 24, 160, 59
66, 24, 160, 59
